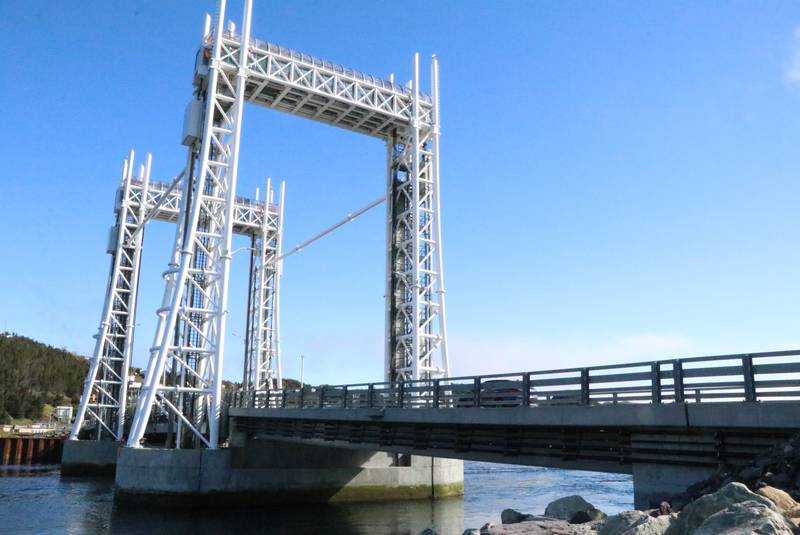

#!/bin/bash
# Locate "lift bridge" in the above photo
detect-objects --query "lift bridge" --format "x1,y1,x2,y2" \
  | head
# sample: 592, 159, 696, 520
70, 0, 448, 449
65, 1, 800, 509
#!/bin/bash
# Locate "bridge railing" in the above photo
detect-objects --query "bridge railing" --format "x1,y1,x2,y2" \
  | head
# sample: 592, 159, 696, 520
227, 349, 800, 410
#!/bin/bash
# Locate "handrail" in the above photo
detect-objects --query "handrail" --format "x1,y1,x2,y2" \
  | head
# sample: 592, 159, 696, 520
227, 349, 800, 411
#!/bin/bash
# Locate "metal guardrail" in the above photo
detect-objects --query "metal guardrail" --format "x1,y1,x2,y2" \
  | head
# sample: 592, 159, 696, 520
227, 349, 800, 411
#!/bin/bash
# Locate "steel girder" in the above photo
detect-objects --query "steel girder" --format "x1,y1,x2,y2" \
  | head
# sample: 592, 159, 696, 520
70, 151, 150, 441
129, 178, 270, 236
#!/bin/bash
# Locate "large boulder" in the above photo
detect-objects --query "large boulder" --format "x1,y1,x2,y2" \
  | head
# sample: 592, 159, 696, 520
500, 509, 536, 524
758, 486, 799, 511
481, 517, 576, 534
665, 482, 777, 535
598, 510, 651, 535
623, 515, 677, 535
545, 495, 606, 523
692, 500, 795, 535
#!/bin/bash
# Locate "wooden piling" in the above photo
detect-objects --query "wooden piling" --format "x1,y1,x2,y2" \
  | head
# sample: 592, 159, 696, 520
1, 438, 10, 465
14, 438, 23, 464
26, 438, 34, 463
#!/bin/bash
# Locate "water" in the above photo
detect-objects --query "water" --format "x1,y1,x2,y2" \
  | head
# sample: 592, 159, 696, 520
0, 463, 632, 534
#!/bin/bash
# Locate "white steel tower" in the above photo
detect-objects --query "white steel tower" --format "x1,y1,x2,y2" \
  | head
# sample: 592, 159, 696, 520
123, 0, 447, 448
244, 179, 285, 391
127, 0, 254, 448
70, 151, 150, 441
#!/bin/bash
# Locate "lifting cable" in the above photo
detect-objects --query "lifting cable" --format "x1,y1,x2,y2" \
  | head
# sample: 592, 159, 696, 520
276, 195, 386, 262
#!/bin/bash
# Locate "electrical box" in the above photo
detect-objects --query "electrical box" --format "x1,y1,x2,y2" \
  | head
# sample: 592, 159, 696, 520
193, 47, 210, 87
182, 97, 204, 147
107, 225, 119, 254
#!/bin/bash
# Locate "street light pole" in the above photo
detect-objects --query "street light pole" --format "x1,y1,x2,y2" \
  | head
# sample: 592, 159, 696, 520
300, 354, 305, 388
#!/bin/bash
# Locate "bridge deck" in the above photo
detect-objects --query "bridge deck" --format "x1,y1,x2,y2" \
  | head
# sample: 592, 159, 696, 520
228, 349, 800, 476
230, 401, 800, 476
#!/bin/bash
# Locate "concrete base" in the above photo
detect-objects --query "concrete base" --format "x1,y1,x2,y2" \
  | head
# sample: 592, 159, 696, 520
632, 463, 716, 509
61, 440, 121, 477
115, 438, 463, 507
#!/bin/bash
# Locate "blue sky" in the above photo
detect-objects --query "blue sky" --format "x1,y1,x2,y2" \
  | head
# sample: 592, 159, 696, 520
3, 1, 800, 385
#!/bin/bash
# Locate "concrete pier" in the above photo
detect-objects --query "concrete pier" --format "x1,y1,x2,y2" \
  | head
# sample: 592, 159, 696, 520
114, 438, 463, 507
61, 440, 120, 476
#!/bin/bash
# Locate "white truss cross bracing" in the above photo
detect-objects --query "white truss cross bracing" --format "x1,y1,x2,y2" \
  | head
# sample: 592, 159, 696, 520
126, 0, 254, 449
99, 0, 448, 448
244, 179, 284, 391
70, 151, 150, 441
385, 55, 448, 382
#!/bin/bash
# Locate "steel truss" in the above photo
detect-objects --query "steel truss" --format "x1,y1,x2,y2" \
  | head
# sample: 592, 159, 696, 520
69, 146, 281, 442
385, 55, 448, 382
70, 150, 150, 440
244, 179, 284, 391
126, 0, 254, 449
111, 0, 446, 448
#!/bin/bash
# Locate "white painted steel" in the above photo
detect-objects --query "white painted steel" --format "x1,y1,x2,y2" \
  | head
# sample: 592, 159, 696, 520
385, 54, 448, 382
244, 179, 283, 391
127, 0, 254, 449
70, 151, 151, 441
119, 0, 449, 446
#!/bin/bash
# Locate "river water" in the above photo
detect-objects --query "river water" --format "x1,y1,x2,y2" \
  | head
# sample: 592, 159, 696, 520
0, 462, 632, 534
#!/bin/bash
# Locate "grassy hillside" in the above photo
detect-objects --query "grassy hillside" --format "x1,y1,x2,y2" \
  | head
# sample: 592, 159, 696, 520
0, 333, 88, 423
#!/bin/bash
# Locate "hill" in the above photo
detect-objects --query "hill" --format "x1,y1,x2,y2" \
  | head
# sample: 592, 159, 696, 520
0, 333, 88, 423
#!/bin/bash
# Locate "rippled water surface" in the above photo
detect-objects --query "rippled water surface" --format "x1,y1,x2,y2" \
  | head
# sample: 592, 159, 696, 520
0, 463, 632, 534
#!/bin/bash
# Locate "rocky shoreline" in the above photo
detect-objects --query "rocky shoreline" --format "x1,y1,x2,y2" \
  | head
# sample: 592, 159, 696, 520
421, 433, 800, 535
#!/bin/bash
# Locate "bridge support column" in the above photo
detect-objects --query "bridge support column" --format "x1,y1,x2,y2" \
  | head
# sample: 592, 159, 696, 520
61, 440, 121, 477
114, 437, 463, 507
632, 462, 716, 509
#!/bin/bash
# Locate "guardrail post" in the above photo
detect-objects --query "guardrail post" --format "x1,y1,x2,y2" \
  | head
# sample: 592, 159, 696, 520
281, 389, 287, 408
651, 362, 662, 404
249, 391, 255, 409
522, 373, 531, 407
433, 379, 440, 408
342, 386, 348, 408
473, 376, 481, 407
300, 387, 305, 408
398, 382, 405, 408
580, 368, 590, 406
319, 386, 325, 408
742, 355, 756, 402
673, 360, 685, 403
368, 384, 374, 408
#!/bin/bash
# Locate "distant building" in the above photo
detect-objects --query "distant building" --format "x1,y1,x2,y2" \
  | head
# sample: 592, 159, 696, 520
54, 405, 73, 424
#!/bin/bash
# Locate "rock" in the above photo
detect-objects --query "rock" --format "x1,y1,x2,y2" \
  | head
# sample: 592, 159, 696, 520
758, 485, 799, 511
658, 502, 672, 516
665, 482, 777, 535
692, 500, 795, 535
569, 511, 592, 524
598, 510, 650, 535
738, 465, 763, 482
768, 472, 793, 489
462, 530, 480, 535
418, 530, 438, 535
623, 514, 677, 535
481, 517, 577, 534
785, 504, 800, 519
545, 495, 606, 523
500, 509, 535, 524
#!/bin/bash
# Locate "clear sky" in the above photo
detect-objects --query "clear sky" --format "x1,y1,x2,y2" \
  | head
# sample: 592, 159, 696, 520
2, 1, 800, 386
